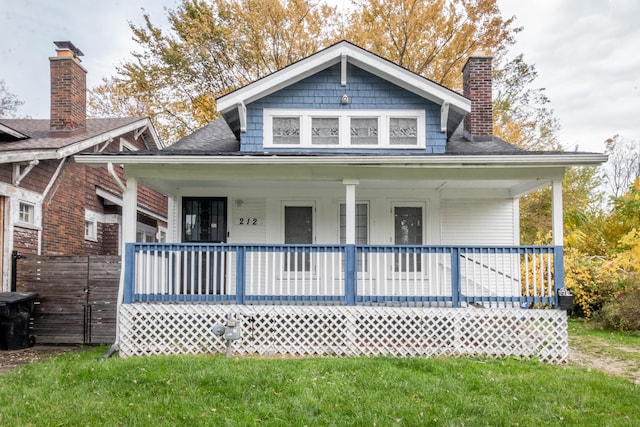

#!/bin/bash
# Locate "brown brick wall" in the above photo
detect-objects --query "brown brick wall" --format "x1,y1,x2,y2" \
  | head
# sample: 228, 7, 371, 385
50, 54, 86, 133
13, 227, 38, 255
463, 54, 493, 139
41, 160, 87, 255
7, 128, 167, 256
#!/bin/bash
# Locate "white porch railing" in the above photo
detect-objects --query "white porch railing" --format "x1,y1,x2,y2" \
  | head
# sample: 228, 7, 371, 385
124, 244, 563, 308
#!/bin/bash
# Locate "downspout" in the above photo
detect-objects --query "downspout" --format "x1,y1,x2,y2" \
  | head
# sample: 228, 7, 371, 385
99, 163, 128, 360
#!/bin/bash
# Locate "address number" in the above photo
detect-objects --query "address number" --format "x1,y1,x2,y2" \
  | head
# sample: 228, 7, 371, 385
238, 218, 260, 225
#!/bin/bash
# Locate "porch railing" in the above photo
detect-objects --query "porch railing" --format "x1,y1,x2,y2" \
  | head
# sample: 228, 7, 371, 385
124, 243, 564, 308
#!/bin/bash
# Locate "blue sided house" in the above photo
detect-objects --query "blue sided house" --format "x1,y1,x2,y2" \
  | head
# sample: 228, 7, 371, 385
77, 41, 606, 362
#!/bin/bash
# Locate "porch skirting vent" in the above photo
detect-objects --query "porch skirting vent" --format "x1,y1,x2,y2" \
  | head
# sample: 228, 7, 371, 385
118, 305, 568, 363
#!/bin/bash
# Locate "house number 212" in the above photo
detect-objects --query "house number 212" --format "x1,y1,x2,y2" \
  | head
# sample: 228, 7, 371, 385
238, 218, 259, 225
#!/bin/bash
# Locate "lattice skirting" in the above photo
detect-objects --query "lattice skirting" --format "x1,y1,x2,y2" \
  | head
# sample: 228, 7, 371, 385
118, 304, 568, 363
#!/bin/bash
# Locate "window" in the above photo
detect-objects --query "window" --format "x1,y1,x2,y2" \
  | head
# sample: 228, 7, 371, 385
18, 202, 35, 225
85, 219, 97, 241
182, 197, 227, 243
340, 203, 369, 271
350, 118, 378, 145
265, 109, 424, 148
339, 203, 368, 245
311, 117, 340, 145
272, 117, 300, 145
389, 117, 418, 145
84, 211, 99, 241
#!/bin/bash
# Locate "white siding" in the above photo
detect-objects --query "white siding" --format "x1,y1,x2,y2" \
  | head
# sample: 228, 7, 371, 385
440, 199, 516, 245
230, 198, 267, 243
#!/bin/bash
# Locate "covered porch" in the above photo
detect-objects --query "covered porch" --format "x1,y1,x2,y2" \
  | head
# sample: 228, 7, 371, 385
75, 153, 604, 362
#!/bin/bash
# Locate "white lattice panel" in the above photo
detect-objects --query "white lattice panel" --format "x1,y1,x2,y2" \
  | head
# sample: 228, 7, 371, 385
118, 305, 568, 363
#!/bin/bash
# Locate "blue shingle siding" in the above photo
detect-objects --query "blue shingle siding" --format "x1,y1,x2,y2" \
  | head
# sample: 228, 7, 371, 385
242, 63, 446, 153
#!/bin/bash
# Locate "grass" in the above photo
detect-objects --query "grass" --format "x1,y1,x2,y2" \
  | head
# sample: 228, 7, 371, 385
1, 346, 639, 426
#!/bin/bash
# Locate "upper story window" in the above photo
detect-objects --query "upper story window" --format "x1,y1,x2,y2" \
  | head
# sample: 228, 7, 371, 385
264, 109, 424, 149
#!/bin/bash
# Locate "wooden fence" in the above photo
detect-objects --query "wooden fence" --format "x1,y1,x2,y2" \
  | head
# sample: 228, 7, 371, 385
16, 255, 120, 344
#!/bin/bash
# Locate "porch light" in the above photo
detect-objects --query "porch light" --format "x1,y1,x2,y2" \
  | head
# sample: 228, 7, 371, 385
341, 93, 349, 105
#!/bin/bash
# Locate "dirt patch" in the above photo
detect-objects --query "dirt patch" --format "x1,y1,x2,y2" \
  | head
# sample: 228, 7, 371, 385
0, 345, 82, 374
568, 337, 640, 385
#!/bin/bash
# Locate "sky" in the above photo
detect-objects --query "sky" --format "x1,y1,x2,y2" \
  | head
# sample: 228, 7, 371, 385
1, 0, 639, 153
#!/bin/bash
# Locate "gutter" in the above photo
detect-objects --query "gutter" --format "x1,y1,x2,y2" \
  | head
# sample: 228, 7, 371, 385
76, 153, 609, 168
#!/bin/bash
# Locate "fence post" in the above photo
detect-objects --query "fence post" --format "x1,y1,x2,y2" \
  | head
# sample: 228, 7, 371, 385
345, 245, 356, 306
236, 246, 246, 305
451, 247, 460, 308
124, 243, 136, 304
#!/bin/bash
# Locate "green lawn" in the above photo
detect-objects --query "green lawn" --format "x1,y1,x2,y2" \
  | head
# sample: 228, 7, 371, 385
1, 345, 639, 426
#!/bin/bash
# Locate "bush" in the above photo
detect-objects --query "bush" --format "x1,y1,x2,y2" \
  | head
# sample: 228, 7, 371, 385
599, 278, 640, 331
564, 251, 619, 318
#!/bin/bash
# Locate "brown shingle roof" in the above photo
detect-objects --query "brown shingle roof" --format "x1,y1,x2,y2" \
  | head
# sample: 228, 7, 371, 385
0, 117, 146, 152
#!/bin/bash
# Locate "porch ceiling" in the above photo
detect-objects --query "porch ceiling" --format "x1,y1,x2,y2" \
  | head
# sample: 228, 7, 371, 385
126, 162, 564, 198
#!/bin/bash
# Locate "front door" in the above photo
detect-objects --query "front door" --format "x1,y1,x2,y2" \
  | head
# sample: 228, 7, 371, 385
394, 206, 423, 272
284, 205, 313, 271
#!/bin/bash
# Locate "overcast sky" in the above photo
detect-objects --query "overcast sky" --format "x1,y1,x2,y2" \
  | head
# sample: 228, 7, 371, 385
1, 0, 638, 152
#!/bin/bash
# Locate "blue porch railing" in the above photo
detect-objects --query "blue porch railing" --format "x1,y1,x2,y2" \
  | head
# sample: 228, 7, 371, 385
123, 243, 564, 308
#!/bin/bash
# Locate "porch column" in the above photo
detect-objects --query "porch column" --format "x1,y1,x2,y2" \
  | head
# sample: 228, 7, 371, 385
122, 176, 138, 250
343, 179, 359, 306
551, 180, 563, 246
551, 179, 565, 296
343, 179, 359, 244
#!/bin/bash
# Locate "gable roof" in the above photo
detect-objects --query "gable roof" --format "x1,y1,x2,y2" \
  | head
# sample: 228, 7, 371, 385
216, 40, 471, 138
0, 117, 163, 163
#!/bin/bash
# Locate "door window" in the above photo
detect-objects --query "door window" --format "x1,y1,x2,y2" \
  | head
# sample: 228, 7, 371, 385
394, 206, 422, 272
284, 206, 313, 271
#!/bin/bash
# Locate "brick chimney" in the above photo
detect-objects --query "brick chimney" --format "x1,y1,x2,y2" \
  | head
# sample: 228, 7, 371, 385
49, 41, 87, 135
462, 51, 493, 141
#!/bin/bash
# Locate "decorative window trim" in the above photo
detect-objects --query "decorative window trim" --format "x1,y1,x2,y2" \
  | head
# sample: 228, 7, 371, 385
264, 109, 425, 149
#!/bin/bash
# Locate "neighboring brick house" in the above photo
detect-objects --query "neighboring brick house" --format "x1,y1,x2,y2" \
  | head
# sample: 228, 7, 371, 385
0, 41, 168, 291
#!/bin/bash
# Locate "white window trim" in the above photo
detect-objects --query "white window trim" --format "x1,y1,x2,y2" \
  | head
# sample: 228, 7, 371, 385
136, 222, 157, 242
264, 109, 425, 149
16, 200, 40, 229
84, 210, 100, 241
18, 201, 35, 225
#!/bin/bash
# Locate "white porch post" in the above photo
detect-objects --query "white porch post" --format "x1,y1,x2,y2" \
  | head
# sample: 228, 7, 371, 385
551, 180, 563, 246
342, 179, 359, 244
122, 176, 138, 250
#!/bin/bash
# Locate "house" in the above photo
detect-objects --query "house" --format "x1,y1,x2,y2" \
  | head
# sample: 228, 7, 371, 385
0, 41, 168, 292
77, 41, 606, 362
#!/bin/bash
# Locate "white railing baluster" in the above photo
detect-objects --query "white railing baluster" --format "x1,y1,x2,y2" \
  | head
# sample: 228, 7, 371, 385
129, 243, 558, 308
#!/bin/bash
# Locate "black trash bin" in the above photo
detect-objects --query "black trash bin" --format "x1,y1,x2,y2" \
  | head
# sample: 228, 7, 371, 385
0, 292, 38, 350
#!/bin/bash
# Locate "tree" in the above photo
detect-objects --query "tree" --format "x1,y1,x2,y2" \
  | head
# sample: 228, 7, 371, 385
492, 53, 561, 151
603, 134, 640, 198
0, 79, 24, 118
90, 0, 524, 142
346, 0, 520, 90
519, 165, 604, 246
89, 0, 341, 142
